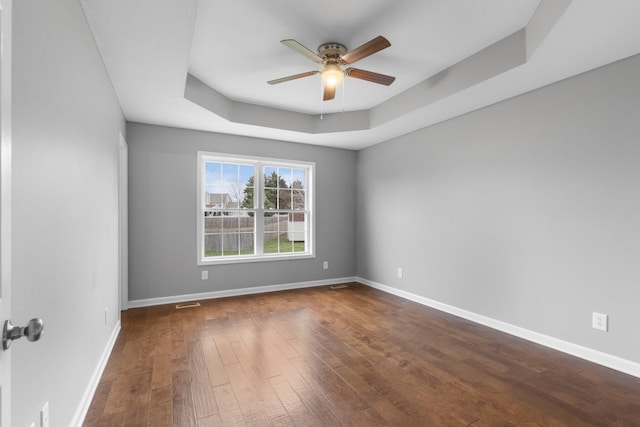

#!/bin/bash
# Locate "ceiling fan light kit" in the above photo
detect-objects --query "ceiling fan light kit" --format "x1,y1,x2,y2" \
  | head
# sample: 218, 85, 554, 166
268, 35, 395, 102
321, 63, 344, 87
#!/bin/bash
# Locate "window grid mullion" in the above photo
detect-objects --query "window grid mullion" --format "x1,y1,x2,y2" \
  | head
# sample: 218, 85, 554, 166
219, 167, 225, 255
255, 162, 264, 255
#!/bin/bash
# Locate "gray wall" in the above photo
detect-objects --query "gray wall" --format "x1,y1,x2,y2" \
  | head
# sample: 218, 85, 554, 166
126, 123, 356, 301
357, 54, 640, 363
9, 3, 638, 425
12, 1, 125, 426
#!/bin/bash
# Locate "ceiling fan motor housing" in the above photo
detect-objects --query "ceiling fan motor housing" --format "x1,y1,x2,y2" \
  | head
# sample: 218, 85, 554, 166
318, 42, 348, 64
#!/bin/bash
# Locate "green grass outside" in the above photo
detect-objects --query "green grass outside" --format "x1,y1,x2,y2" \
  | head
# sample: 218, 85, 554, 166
205, 238, 304, 257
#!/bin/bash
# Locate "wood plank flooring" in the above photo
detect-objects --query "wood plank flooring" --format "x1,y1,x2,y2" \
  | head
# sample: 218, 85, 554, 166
84, 283, 640, 426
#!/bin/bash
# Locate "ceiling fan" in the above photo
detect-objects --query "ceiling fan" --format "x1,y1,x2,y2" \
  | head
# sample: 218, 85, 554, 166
267, 35, 395, 101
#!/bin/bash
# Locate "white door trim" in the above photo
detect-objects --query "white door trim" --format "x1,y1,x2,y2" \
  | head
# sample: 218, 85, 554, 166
119, 135, 128, 311
0, 1, 13, 425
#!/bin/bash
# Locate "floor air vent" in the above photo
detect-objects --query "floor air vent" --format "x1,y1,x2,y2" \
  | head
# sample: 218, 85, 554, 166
176, 302, 201, 309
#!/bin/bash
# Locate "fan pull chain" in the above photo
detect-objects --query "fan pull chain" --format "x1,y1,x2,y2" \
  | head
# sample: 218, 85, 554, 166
342, 78, 346, 113
320, 79, 324, 119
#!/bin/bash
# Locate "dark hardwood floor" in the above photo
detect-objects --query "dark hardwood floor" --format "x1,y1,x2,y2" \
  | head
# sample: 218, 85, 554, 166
84, 283, 640, 426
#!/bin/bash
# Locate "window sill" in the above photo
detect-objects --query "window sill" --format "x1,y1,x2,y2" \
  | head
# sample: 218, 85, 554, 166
197, 252, 315, 266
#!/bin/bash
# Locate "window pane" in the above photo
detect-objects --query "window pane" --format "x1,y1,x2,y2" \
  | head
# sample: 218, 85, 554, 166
205, 162, 223, 198
222, 163, 237, 210
264, 166, 299, 209
204, 211, 255, 257
264, 167, 278, 189
280, 168, 292, 188
242, 187, 254, 209
264, 214, 285, 253
278, 189, 292, 209
264, 188, 276, 210
239, 165, 254, 209
263, 212, 306, 254
206, 161, 256, 212
263, 166, 279, 209
263, 232, 298, 254
204, 208, 224, 257
292, 168, 305, 190
288, 212, 307, 252
223, 163, 238, 187
292, 190, 305, 209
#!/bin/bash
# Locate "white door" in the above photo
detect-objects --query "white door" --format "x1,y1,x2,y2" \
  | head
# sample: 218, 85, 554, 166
0, 1, 12, 425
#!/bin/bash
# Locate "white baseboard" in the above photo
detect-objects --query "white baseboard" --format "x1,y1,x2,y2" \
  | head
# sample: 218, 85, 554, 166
71, 320, 121, 427
127, 277, 357, 308
357, 277, 640, 379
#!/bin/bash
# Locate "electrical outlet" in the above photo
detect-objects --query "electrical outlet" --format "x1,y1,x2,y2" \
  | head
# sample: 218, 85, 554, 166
397, 268, 403, 278
40, 401, 50, 427
201, 270, 208, 280
323, 261, 329, 269
592, 312, 608, 332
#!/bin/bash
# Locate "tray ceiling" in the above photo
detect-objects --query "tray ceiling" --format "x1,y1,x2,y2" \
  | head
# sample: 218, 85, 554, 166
81, 0, 640, 149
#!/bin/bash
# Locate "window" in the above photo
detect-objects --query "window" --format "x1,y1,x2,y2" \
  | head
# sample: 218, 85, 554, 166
197, 152, 314, 265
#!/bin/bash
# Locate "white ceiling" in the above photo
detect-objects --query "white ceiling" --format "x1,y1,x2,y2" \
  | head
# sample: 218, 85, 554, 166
80, 0, 640, 150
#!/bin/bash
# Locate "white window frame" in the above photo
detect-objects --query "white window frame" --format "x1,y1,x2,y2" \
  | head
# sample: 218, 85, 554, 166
197, 151, 315, 265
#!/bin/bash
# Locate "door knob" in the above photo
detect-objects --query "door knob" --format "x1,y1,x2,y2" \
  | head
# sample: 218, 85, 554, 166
2, 318, 44, 350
